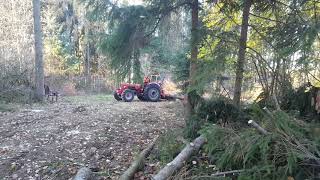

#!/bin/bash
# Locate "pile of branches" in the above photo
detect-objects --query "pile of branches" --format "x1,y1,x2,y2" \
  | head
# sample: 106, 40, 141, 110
200, 108, 320, 179
255, 82, 320, 120
185, 96, 249, 138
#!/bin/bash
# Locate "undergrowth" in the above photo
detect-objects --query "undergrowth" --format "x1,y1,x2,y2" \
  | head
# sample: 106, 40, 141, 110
176, 96, 320, 179
151, 129, 184, 165
185, 96, 249, 139
198, 109, 320, 179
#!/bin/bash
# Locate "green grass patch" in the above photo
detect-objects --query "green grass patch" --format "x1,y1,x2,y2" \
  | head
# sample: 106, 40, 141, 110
63, 94, 113, 104
0, 103, 18, 112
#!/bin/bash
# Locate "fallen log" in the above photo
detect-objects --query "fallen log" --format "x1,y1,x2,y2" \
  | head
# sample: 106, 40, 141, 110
120, 137, 158, 180
263, 107, 274, 117
74, 167, 93, 180
248, 120, 269, 135
153, 135, 206, 180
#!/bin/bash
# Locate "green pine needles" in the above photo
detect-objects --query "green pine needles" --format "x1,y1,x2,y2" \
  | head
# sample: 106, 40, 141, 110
200, 109, 320, 179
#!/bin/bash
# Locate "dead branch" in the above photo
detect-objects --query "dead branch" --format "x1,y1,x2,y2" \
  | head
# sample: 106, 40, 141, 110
263, 107, 274, 118
120, 137, 158, 180
192, 169, 244, 179
152, 135, 206, 180
211, 169, 244, 177
248, 120, 269, 135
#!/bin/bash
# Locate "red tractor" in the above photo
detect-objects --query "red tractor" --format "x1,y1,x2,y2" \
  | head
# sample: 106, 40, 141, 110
113, 75, 167, 102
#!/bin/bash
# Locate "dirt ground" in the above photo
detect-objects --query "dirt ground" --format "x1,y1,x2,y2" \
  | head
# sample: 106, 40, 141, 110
0, 96, 185, 179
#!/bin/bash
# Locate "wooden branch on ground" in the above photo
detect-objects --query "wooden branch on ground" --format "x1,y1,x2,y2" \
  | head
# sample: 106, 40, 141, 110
263, 107, 274, 118
120, 137, 158, 180
74, 167, 92, 180
194, 169, 244, 179
248, 120, 269, 135
211, 169, 244, 177
153, 135, 206, 180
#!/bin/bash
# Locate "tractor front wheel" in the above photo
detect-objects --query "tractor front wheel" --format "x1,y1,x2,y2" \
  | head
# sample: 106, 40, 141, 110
122, 89, 135, 102
114, 91, 122, 101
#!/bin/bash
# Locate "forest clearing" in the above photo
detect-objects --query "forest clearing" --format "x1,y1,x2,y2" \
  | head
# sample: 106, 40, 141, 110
1, 0, 320, 179
0, 97, 184, 179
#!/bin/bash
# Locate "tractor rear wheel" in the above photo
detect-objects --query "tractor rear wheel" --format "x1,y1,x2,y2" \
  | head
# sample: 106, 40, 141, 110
122, 89, 134, 102
114, 91, 122, 101
144, 86, 161, 102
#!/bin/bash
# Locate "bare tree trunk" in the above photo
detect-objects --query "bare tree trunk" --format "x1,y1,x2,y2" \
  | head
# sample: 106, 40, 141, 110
84, 21, 91, 90
233, 0, 252, 106
32, 0, 44, 101
189, 0, 199, 87
185, 0, 199, 121
84, 42, 91, 89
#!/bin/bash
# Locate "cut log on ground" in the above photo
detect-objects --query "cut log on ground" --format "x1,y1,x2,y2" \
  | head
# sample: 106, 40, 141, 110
248, 120, 269, 135
120, 137, 158, 180
152, 135, 206, 180
73, 167, 93, 180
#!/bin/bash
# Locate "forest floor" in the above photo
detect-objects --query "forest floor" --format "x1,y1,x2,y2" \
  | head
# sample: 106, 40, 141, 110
0, 95, 185, 180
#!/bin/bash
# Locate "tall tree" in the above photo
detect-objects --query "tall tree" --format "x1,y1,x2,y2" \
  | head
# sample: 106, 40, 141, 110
190, 0, 199, 87
32, 0, 45, 101
233, 0, 252, 106
185, 0, 200, 119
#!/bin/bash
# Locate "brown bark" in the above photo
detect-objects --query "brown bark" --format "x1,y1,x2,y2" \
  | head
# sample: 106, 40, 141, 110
185, 0, 199, 120
32, 0, 45, 101
189, 0, 199, 87
153, 135, 206, 180
84, 42, 91, 87
233, 0, 252, 106
84, 23, 91, 89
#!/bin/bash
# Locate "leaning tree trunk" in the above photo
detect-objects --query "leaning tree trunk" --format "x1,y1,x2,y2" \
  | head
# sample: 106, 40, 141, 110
120, 137, 158, 180
153, 136, 206, 180
185, 0, 199, 121
32, 0, 44, 101
233, 0, 252, 106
